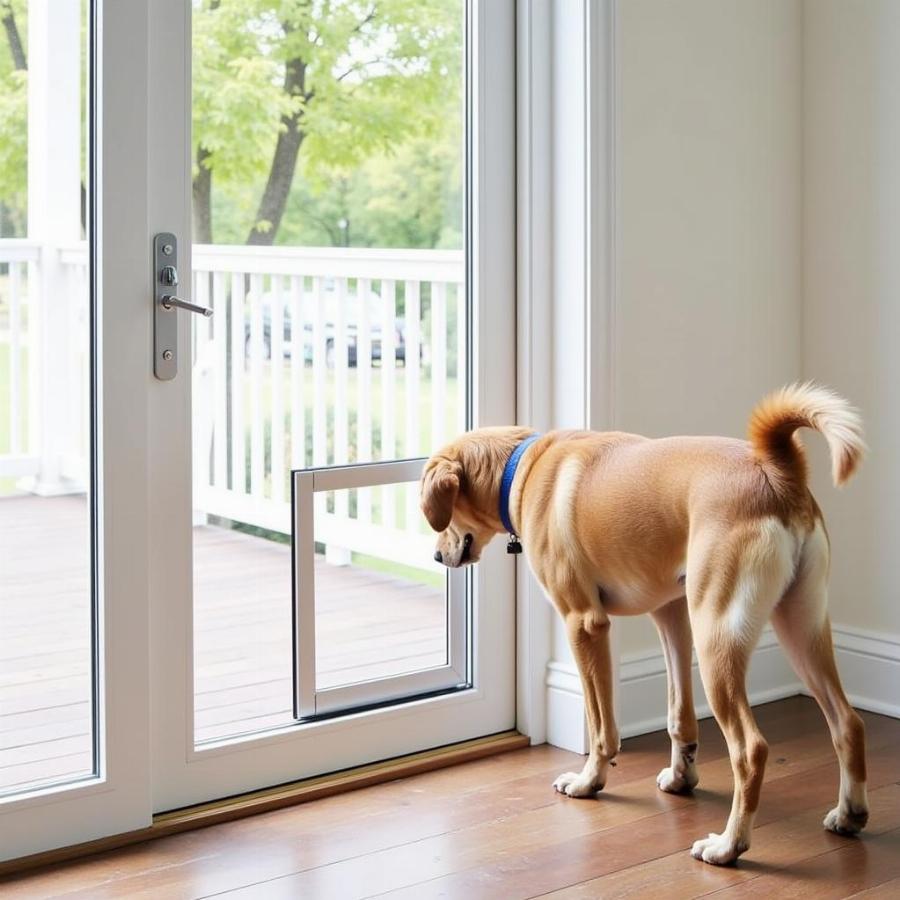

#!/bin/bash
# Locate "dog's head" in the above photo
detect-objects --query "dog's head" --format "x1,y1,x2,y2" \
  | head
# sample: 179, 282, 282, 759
420, 428, 535, 568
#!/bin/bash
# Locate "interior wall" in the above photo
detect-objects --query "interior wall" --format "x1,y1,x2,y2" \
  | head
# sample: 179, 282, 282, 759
613, 0, 803, 656
802, 0, 900, 638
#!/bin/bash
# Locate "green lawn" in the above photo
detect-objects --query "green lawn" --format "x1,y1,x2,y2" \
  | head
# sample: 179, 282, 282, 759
353, 551, 444, 590
0, 343, 28, 495
232, 361, 460, 503
254, 360, 461, 466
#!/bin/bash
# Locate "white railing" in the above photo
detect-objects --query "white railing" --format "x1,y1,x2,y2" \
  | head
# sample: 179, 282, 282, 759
0, 239, 464, 570
0, 241, 39, 478
191, 245, 465, 567
0, 239, 89, 487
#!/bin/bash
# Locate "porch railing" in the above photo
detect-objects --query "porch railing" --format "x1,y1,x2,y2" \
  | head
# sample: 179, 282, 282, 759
0, 239, 464, 570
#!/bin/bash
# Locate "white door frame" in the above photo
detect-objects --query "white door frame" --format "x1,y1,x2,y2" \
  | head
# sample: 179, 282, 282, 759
149, 0, 518, 812
0, 0, 154, 861
514, 0, 618, 752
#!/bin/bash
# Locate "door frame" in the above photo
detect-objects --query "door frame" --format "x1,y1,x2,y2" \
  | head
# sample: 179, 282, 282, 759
0, 0, 154, 862
514, 0, 619, 752
148, 0, 518, 813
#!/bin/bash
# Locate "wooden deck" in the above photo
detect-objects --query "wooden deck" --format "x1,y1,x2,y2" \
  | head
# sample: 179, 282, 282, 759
0, 495, 445, 795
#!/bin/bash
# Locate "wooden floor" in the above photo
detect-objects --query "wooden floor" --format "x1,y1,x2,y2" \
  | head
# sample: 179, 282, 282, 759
3, 697, 899, 898
0, 495, 445, 793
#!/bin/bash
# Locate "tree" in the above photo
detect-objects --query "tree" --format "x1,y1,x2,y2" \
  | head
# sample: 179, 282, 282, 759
192, 0, 462, 246
274, 131, 463, 250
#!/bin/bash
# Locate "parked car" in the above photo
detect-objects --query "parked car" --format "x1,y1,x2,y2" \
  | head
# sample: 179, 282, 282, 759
244, 282, 410, 367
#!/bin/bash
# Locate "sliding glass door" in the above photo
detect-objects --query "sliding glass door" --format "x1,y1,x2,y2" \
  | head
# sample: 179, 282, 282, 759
150, 0, 516, 812
1, 0, 514, 858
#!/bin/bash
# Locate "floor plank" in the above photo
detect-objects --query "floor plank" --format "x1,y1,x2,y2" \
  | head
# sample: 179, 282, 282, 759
3, 698, 898, 900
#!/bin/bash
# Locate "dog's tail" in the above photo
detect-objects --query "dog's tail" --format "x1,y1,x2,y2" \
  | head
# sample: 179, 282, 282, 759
748, 382, 866, 492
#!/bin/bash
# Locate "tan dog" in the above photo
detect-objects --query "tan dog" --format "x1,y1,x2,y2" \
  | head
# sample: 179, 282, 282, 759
421, 383, 868, 866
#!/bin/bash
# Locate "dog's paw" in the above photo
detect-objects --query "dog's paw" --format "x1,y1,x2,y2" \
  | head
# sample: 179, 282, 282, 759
690, 833, 747, 866
656, 766, 698, 794
552, 771, 602, 798
824, 805, 868, 836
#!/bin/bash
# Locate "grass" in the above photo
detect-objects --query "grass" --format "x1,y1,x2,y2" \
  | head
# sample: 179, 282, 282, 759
244, 359, 456, 583
0, 343, 27, 495
353, 552, 444, 590
252, 359, 461, 468
227, 358, 460, 509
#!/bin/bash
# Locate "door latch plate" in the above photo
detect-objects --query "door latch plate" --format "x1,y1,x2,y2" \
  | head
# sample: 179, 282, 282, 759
153, 232, 178, 380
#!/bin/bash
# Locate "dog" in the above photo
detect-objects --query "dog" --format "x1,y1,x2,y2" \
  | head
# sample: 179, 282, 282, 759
420, 382, 868, 866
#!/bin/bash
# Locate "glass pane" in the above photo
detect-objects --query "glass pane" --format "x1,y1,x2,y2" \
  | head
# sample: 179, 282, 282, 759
314, 485, 446, 691
191, 1, 466, 742
0, 0, 94, 794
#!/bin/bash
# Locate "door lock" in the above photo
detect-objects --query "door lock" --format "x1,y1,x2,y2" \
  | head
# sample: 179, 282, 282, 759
153, 233, 212, 381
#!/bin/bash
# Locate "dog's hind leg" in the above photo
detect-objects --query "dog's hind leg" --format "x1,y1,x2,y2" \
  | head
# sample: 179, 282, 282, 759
551, 595, 619, 799
651, 597, 699, 794
771, 522, 869, 837
687, 519, 796, 865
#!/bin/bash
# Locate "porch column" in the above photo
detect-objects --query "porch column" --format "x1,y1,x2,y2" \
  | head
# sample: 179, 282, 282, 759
23, 0, 83, 495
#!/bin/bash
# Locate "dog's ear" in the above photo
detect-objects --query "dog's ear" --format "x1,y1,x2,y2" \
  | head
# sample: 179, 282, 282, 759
421, 458, 462, 532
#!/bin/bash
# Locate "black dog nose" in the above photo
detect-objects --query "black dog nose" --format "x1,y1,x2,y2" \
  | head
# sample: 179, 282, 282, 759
434, 550, 443, 563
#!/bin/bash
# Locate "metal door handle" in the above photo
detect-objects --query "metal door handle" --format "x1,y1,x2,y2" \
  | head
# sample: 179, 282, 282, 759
154, 232, 212, 380
161, 294, 213, 317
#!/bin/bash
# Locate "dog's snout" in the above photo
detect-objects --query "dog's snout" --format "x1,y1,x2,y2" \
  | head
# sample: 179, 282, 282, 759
434, 550, 443, 563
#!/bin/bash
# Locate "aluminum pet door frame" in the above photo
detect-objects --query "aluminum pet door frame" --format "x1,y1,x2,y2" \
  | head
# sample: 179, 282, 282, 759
292, 457, 469, 719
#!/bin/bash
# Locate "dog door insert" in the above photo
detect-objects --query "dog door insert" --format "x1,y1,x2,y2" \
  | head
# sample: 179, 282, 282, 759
292, 458, 468, 719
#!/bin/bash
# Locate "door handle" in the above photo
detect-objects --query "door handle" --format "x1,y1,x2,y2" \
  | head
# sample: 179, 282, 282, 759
161, 294, 213, 317
153, 233, 212, 380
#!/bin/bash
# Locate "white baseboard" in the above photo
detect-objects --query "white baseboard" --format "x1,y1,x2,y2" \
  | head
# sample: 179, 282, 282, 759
545, 624, 900, 752
546, 660, 589, 753
617, 629, 801, 740
830, 624, 900, 719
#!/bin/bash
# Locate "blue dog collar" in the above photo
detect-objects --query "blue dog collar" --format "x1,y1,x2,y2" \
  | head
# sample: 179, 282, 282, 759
498, 434, 541, 537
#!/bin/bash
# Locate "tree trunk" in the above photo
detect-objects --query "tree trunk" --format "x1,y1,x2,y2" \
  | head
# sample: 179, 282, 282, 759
246, 53, 308, 245
193, 145, 213, 244
2, 5, 26, 71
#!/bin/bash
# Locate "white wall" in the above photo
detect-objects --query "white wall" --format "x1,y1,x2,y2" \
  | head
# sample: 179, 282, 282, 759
531, 0, 900, 750
803, 2, 900, 639
614, 0, 803, 657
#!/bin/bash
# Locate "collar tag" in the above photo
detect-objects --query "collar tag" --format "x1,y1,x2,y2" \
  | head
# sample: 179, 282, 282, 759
507, 535, 523, 554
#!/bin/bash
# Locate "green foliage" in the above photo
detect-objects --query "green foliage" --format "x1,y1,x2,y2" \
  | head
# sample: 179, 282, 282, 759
194, 0, 463, 247
0, 0, 464, 247
276, 131, 463, 249
0, 0, 28, 236
192, 1, 295, 188
0, 68, 26, 235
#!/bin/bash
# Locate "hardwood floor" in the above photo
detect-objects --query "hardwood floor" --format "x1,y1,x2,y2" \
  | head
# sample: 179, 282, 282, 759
0, 495, 445, 793
3, 697, 899, 898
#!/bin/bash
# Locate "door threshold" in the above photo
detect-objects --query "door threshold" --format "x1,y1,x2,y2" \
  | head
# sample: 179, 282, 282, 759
1, 731, 529, 877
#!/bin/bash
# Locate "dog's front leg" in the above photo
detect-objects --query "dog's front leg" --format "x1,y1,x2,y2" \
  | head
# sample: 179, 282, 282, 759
651, 597, 700, 794
552, 605, 619, 798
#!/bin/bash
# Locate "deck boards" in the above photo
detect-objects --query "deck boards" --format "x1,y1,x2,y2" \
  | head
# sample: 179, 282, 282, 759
0, 494, 445, 792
